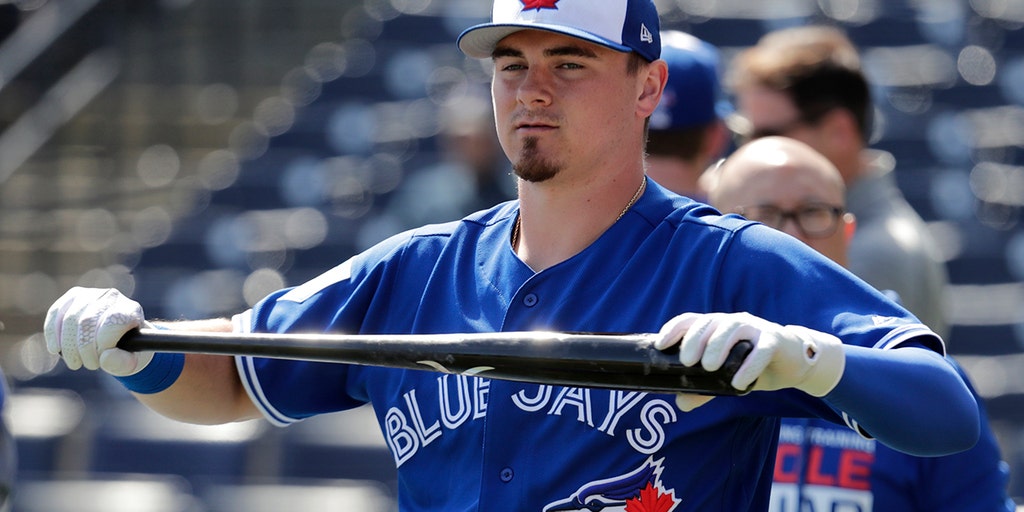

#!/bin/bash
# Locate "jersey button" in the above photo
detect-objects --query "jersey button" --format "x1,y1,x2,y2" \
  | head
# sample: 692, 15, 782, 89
523, 293, 538, 307
500, 467, 514, 482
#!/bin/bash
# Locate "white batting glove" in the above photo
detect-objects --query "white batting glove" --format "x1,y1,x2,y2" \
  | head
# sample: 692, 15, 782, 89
654, 312, 846, 411
43, 287, 155, 376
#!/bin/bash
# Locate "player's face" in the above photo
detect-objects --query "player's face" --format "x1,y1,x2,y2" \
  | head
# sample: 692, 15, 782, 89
490, 30, 646, 183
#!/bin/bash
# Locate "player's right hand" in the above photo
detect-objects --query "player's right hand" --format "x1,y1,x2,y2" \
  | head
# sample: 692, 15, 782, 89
43, 287, 154, 376
655, 311, 846, 411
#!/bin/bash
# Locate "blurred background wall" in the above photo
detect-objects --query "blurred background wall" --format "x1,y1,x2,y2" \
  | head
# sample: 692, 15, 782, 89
0, 0, 1023, 510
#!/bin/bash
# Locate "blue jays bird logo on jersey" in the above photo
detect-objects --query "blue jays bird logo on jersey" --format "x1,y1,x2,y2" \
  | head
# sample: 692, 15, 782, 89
522, 0, 558, 10
543, 457, 680, 512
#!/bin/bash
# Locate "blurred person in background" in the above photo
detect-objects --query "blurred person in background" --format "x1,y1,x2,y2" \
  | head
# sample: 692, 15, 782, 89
726, 25, 950, 340
388, 89, 515, 228
708, 136, 1013, 512
0, 368, 15, 511
645, 30, 732, 201
359, 89, 517, 250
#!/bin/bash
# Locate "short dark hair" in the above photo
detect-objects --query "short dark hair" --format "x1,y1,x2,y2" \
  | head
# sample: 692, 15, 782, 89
626, 52, 655, 138
645, 124, 714, 162
626, 51, 647, 76
728, 26, 872, 142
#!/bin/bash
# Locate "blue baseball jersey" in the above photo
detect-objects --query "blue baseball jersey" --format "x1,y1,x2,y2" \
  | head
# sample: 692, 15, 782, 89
770, 360, 1014, 512
234, 179, 943, 511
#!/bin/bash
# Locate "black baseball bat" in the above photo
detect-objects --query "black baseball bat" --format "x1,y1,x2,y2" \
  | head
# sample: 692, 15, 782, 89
118, 329, 754, 396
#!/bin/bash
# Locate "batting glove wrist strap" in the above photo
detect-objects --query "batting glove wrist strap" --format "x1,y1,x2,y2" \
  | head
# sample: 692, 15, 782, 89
783, 325, 846, 397
114, 352, 184, 394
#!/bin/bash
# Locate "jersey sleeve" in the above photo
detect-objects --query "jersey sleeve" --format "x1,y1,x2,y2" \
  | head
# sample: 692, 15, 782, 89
233, 231, 414, 426
873, 360, 1013, 511
709, 221, 979, 454
714, 221, 943, 355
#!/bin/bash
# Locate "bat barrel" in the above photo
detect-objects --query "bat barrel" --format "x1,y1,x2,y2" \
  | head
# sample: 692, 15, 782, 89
118, 329, 753, 396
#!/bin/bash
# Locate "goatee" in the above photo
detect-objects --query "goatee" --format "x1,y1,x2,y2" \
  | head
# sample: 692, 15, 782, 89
512, 137, 561, 183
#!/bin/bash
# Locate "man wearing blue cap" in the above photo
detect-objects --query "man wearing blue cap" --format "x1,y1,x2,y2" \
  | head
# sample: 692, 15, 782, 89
45, 0, 980, 510
646, 30, 732, 200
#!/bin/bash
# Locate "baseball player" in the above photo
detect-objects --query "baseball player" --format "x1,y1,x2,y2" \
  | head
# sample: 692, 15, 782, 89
707, 136, 1014, 512
45, 1, 980, 510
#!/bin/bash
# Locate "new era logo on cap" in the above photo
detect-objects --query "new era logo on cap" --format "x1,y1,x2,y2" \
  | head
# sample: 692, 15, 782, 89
640, 23, 653, 43
458, 0, 661, 62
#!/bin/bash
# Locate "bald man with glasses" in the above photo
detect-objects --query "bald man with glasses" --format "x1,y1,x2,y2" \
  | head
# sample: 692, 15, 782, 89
706, 136, 856, 267
706, 136, 1013, 512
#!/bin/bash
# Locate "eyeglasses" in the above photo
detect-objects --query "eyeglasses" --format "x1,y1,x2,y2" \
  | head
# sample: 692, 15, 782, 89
729, 107, 832, 143
733, 203, 845, 238
747, 117, 808, 140
727, 116, 809, 146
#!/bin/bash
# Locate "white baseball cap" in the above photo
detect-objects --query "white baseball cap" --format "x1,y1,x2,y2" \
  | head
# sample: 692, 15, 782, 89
457, 0, 662, 62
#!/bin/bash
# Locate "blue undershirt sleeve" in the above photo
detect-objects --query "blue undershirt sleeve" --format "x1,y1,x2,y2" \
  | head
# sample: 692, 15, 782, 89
823, 344, 980, 457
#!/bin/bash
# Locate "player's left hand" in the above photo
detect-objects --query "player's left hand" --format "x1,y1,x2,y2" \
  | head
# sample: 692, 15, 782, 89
654, 312, 846, 411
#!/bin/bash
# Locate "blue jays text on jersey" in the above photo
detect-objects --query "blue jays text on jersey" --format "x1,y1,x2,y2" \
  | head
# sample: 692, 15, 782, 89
231, 179, 945, 511
380, 375, 682, 467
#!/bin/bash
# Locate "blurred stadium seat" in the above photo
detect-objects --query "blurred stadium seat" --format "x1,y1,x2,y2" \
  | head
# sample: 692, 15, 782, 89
201, 478, 395, 512
6, 388, 88, 479
12, 474, 202, 512
277, 404, 397, 495
86, 398, 266, 493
